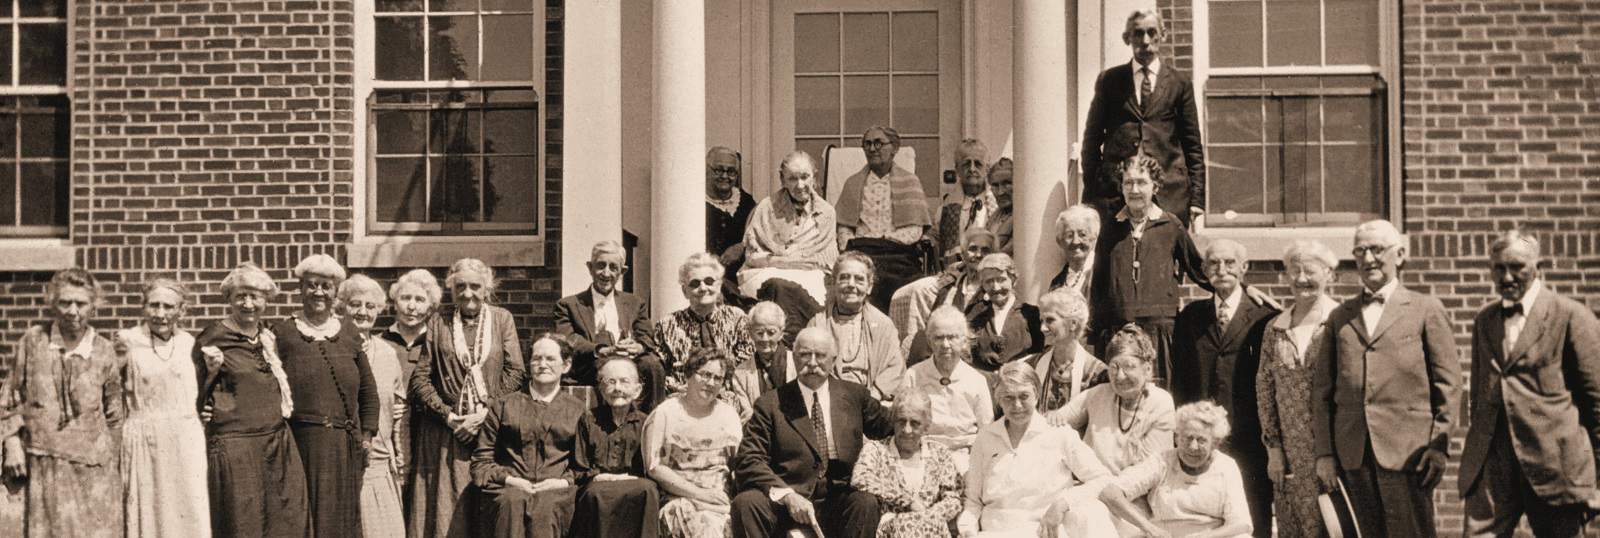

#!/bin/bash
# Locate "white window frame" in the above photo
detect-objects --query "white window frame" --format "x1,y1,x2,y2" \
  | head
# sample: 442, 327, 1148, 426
0, 0, 71, 239
1191, 0, 1402, 259
348, 0, 547, 268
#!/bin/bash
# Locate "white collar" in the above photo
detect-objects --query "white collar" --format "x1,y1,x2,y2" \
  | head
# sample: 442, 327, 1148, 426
1504, 280, 1542, 311
1272, 295, 1340, 331
1133, 57, 1162, 75
293, 313, 342, 340
867, 167, 893, 182
50, 324, 96, 358
1364, 278, 1400, 303
591, 285, 617, 302
529, 385, 562, 403
1215, 286, 1243, 311
800, 379, 831, 404
1115, 203, 1165, 223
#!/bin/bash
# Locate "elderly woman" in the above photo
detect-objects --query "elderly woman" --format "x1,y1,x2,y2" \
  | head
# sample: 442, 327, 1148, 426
644, 348, 744, 538
1048, 204, 1099, 299
1049, 324, 1176, 473
965, 253, 1043, 371
272, 254, 379, 537
960, 361, 1117, 537
0, 269, 124, 538
471, 333, 587, 538
851, 387, 965, 537
338, 274, 408, 537
901, 305, 993, 472
806, 250, 905, 400
381, 268, 440, 490
653, 252, 753, 390
1021, 288, 1107, 413
1101, 402, 1254, 538
726, 301, 790, 420
411, 258, 527, 537
572, 359, 659, 538
120, 278, 209, 537
193, 263, 308, 536
738, 149, 839, 305
1256, 240, 1341, 537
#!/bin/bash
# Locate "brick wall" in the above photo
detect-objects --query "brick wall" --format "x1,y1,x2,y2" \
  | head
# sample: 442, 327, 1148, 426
0, 0, 566, 359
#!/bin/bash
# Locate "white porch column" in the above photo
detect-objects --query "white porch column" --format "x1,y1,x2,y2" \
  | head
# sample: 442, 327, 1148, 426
1012, 0, 1073, 302
561, 0, 623, 295
650, 0, 707, 315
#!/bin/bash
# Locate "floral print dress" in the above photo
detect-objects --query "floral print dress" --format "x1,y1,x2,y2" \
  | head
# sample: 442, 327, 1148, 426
851, 439, 965, 538
642, 397, 743, 538
1256, 296, 1339, 538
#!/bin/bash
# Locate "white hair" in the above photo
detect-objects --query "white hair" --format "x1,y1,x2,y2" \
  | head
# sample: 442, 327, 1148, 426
925, 305, 970, 338
1282, 240, 1339, 272
1355, 219, 1405, 248
337, 274, 387, 305
1038, 288, 1090, 327
221, 262, 278, 299
389, 268, 443, 306
1175, 401, 1232, 440
445, 258, 497, 294
591, 240, 626, 261
749, 301, 787, 327
677, 252, 724, 286
1055, 204, 1101, 237
1125, 8, 1163, 32
293, 253, 347, 282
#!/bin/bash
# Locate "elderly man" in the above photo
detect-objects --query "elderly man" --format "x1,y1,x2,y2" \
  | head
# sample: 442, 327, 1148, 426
901, 306, 994, 473
890, 227, 998, 353
1170, 239, 1277, 538
707, 146, 757, 262
1081, 9, 1206, 227
834, 125, 933, 311
1313, 220, 1460, 538
1049, 204, 1099, 299
739, 150, 838, 308
731, 327, 894, 538
1459, 231, 1600, 537
933, 139, 998, 265
806, 251, 905, 401
555, 240, 666, 410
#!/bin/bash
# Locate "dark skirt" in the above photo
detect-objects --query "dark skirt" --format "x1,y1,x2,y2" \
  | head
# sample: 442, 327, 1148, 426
475, 484, 577, 538
291, 424, 364, 537
846, 237, 927, 312
572, 478, 661, 538
208, 425, 310, 538
407, 414, 475, 538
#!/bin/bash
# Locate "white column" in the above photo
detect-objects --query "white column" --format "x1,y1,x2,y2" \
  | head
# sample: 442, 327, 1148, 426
561, 0, 623, 296
650, 0, 707, 316
1013, 0, 1073, 303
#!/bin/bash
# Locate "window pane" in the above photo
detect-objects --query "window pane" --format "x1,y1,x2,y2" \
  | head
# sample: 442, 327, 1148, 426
0, 111, 14, 158
1204, 97, 1262, 144
842, 75, 888, 137
1208, 145, 1264, 215
795, 76, 840, 136
430, 16, 479, 80
375, 157, 428, 222
1279, 144, 1322, 216
430, 108, 481, 154
482, 0, 535, 10
1209, 1, 1262, 68
899, 137, 939, 197
891, 12, 938, 71
1267, 97, 1320, 146
21, 1, 66, 17
0, 26, 9, 85
375, 110, 427, 155
1324, 96, 1377, 143
481, 15, 534, 81
891, 75, 938, 135
486, 89, 538, 103
483, 107, 537, 154
0, 165, 13, 226
19, 109, 69, 159
794, 14, 840, 73
19, 162, 67, 227
19, 23, 68, 85
484, 156, 536, 224
795, 138, 839, 192
841, 13, 889, 72
429, 0, 475, 10
1266, 0, 1320, 67
375, 17, 425, 80
430, 156, 482, 222
1323, 144, 1381, 215
375, 0, 422, 12
1326, 0, 1379, 65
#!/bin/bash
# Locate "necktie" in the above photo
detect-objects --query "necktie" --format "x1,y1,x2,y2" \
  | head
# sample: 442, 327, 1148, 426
968, 199, 982, 227
1139, 66, 1153, 105
1217, 303, 1233, 328
1502, 302, 1524, 318
811, 394, 833, 461
1361, 290, 1386, 306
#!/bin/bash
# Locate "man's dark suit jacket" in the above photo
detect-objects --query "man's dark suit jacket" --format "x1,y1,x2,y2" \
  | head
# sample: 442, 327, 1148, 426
554, 288, 655, 386
1080, 61, 1206, 223
1459, 286, 1600, 505
1171, 294, 1277, 454
734, 379, 893, 500
905, 301, 1043, 370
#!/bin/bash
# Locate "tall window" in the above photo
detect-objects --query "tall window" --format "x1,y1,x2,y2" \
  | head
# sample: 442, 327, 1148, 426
0, 0, 69, 237
368, 0, 541, 235
792, 11, 941, 188
1203, 0, 1388, 227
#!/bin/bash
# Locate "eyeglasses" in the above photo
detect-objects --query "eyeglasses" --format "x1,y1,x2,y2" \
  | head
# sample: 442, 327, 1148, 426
708, 166, 739, 178
599, 378, 639, 387
862, 139, 894, 149
301, 280, 337, 292
692, 370, 726, 383
591, 261, 625, 272
1351, 244, 1395, 258
687, 277, 718, 289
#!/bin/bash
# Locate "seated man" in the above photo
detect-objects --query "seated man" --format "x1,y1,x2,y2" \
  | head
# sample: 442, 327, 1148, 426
731, 327, 894, 538
740, 150, 838, 342
932, 139, 998, 266
889, 227, 998, 354
555, 240, 667, 410
907, 253, 1043, 370
805, 251, 906, 401
900, 306, 995, 472
571, 359, 660, 538
833, 125, 933, 312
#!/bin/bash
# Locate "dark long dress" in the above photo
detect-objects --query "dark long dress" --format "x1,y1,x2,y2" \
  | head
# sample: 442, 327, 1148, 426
273, 317, 379, 538
194, 322, 310, 538
572, 404, 659, 538
470, 389, 586, 538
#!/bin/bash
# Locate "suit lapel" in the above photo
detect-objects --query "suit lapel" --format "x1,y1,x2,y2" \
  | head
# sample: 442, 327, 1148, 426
1141, 67, 1170, 117
1343, 300, 1372, 346
1507, 289, 1552, 366
779, 384, 823, 459
1218, 300, 1261, 348
574, 290, 599, 336
1120, 65, 1146, 120
616, 293, 642, 338
1484, 307, 1509, 368
1369, 287, 1410, 342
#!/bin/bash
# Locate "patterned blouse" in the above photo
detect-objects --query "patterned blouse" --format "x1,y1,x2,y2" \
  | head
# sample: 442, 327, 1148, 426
851, 439, 965, 538
652, 305, 752, 391
0, 325, 124, 465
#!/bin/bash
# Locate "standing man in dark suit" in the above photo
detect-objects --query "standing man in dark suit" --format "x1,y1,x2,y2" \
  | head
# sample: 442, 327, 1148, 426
554, 240, 666, 410
1081, 9, 1206, 227
1171, 239, 1277, 538
932, 139, 998, 266
731, 327, 894, 538
1459, 231, 1600, 537
1313, 220, 1461, 538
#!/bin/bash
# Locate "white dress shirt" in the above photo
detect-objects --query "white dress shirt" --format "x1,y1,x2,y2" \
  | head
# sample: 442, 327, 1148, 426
1215, 286, 1243, 327
1360, 278, 1400, 331
591, 286, 621, 341
1504, 280, 1541, 355
1133, 57, 1163, 106
991, 295, 1016, 334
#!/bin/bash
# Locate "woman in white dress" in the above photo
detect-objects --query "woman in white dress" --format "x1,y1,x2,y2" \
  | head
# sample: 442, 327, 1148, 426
644, 348, 744, 538
1100, 402, 1253, 538
120, 278, 210, 537
959, 361, 1117, 538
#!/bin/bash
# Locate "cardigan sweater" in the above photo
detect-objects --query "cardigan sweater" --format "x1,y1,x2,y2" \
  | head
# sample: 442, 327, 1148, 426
1091, 208, 1213, 324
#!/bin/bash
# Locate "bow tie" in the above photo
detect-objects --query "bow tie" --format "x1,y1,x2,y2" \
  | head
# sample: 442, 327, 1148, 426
1501, 302, 1524, 317
1361, 291, 1386, 306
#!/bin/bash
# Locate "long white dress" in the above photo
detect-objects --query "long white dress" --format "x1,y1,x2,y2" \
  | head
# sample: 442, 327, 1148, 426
120, 326, 211, 538
962, 417, 1118, 537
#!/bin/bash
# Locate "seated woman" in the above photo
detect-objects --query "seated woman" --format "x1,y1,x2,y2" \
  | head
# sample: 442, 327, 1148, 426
572, 359, 660, 538
1020, 288, 1107, 413
654, 253, 753, 391
1100, 402, 1253, 538
470, 334, 587, 538
960, 361, 1117, 537
644, 348, 744, 538
738, 150, 838, 306
1048, 324, 1175, 473
851, 387, 964, 537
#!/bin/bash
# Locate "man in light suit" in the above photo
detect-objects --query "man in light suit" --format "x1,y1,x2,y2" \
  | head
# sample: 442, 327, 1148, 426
1080, 9, 1206, 226
731, 327, 894, 538
553, 240, 666, 410
1313, 220, 1461, 537
1459, 231, 1600, 537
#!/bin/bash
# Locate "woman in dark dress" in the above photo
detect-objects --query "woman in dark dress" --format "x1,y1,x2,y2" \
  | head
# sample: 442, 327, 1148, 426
273, 254, 379, 537
471, 333, 586, 538
410, 258, 527, 537
572, 358, 659, 538
194, 262, 309, 537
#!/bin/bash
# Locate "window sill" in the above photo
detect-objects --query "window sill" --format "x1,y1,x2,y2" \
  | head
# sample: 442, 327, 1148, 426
346, 236, 545, 269
0, 240, 75, 271
1196, 225, 1355, 263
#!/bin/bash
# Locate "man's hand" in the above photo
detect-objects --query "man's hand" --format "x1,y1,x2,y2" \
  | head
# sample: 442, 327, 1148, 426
200, 404, 215, 424
1189, 206, 1205, 225
1244, 286, 1283, 311
504, 476, 537, 494
1038, 500, 1071, 538
1411, 448, 1447, 490
1315, 456, 1339, 492
781, 492, 818, 527
613, 338, 644, 358
1266, 450, 1285, 483
3, 436, 25, 478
